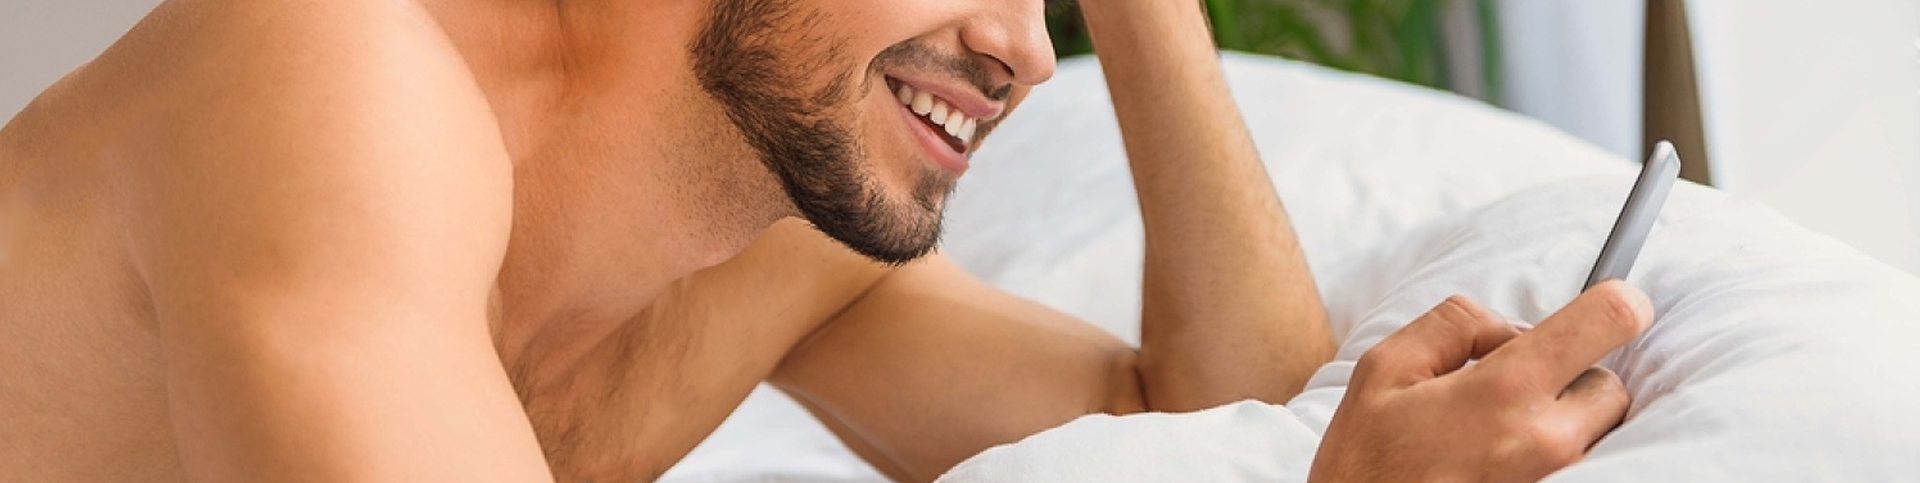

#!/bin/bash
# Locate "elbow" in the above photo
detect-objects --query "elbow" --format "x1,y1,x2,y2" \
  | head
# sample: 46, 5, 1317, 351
1099, 348, 1150, 416
1273, 331, 1338, 401
1129, 332, 1337, 412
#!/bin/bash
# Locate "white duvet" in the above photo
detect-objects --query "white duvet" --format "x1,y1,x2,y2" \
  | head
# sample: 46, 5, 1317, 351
942, 175, 1920, 482
665, 54, 1920, 482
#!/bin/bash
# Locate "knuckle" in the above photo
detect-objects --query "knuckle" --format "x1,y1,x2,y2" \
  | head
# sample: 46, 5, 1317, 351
1432, 295, 1505, 338
1440, 294, 1478, 312
1488, 433, 1532, 469
1354, 344, 1401, 377
1595, 375, 1632, 410
1532, 425, 1585, 466
1507, 419, 1582, 467
1590, 367, 1627, 392
1439, 295, 1495, 325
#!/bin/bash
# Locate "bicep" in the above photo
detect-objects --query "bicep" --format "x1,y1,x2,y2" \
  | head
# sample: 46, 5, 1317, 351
118, 2, 545, 481
770, 254, 1144, 482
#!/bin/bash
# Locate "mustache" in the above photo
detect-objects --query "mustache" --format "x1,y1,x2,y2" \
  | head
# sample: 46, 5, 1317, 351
870, 41, 1012, 102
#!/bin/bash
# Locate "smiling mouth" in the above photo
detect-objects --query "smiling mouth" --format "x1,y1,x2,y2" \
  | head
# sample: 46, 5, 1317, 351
887, 78, 976, 154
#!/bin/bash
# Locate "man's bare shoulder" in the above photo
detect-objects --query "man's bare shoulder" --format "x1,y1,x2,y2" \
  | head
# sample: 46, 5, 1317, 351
0, 2, 523, 479
33, 0, 476, 120
91, 0, 498, 140
87, 0, 515, 296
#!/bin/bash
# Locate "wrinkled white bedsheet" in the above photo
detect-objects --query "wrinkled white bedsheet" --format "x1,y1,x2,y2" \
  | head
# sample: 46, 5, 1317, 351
665, 54, 1920, 483
941, 175, 1920, 481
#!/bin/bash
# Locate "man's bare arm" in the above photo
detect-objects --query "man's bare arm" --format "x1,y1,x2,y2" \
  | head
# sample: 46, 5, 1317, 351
1079, 0, 1334, 409
773, 1, 1331, 478
772, 256, 1654, 483
772, 254, 1144, 483
775, 2, 1649, 480
114, 0, 550, 480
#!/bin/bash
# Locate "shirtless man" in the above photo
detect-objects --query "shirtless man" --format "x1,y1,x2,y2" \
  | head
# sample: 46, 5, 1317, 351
0, 0, 1655, 481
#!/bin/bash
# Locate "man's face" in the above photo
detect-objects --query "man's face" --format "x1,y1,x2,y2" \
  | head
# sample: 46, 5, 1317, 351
690, 0, 1054, 264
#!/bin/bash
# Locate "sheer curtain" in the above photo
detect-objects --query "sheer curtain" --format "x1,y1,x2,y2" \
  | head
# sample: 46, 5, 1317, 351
1494, 1, 1645, 161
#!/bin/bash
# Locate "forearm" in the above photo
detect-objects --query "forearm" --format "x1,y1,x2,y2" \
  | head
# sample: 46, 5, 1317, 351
1078, 0, 1333, 410
773, 255, 1147, 483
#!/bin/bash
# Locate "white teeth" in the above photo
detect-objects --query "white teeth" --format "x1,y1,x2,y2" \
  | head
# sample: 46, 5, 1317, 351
943, 114, 964, 137
930, 102, 950, 126
943, 108, 964, 128
911, 91, 933, 115
894, 82, 979, 142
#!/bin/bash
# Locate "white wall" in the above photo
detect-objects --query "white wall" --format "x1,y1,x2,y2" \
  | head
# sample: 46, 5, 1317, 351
0, 0, 162, 119
1689, 0, 1920, 272
1496, 0, 1920, 274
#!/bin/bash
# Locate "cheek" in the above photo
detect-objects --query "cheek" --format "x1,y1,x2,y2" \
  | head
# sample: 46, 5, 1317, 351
818, 1, 968, 48
850, 84, 953, 201
854, 86, 919, 171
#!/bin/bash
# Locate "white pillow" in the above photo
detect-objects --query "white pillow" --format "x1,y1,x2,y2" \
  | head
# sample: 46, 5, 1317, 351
943, 53, 1920, 481
1293, 177, 1920, 481
940, 176, 1920, 482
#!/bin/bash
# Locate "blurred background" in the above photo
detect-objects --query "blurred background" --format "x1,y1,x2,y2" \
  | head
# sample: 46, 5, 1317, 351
1045, 0, 1920, 273
4, 0, 1918, 272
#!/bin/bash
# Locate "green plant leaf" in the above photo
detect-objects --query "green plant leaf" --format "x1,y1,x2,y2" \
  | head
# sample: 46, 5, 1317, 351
1043, 0, 1503, 105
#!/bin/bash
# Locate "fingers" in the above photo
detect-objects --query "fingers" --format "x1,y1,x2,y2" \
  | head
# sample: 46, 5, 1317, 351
1357, 295, 1523, 390
1545, 367, 1631, 455
1480, 281, 1653, 393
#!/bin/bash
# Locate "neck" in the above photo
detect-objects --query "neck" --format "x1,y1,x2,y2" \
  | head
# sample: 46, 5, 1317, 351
419, 0, 794, 377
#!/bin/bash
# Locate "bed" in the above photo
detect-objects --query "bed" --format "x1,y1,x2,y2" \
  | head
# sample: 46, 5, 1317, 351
660, 53, 1920, 482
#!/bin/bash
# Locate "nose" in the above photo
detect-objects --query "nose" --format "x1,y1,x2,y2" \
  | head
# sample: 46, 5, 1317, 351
958, 0, 1056, 87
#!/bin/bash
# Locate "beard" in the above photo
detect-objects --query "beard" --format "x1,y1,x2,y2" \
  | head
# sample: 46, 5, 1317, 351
689, 0, 957, 265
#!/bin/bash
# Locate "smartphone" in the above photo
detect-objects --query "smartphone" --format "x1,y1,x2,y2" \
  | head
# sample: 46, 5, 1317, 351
1584, 140, 1682, 290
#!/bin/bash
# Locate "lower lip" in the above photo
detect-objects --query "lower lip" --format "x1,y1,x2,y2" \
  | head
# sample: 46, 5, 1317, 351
897, 101, 969, 174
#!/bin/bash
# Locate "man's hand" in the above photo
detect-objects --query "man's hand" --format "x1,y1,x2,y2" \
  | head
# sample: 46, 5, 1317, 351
1309, 281, 1655, 483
